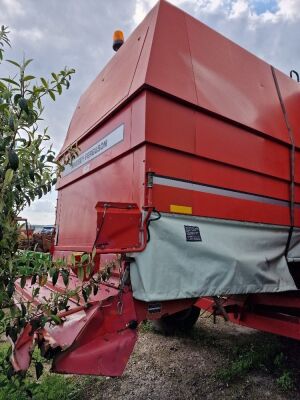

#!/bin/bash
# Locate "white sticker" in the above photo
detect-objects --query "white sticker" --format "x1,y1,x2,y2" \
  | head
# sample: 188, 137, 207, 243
63, 124, 124, 176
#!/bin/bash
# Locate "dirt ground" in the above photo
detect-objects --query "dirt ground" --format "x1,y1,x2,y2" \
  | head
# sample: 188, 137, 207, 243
78, 315, 300, 400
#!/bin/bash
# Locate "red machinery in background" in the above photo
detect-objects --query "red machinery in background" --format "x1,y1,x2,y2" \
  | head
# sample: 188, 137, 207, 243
13, 0, 300, 376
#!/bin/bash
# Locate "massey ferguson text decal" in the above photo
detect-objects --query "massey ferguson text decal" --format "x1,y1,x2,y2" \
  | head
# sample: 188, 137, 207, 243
63, 124, 124, 176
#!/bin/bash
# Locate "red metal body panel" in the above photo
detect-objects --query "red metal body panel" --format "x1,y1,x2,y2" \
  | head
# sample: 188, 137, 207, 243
152, 185, 290, 225
195, 294, 300, 341
56, 0, 300, 233
15, 0, 300, 377
186, 15, 289, 142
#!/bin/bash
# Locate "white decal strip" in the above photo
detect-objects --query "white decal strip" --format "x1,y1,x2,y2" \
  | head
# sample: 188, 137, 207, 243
153, 175, 298, 208
63, 124, 124, 176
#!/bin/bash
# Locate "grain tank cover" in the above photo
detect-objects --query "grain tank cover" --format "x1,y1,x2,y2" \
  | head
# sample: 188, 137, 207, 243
61, 0, 293, 154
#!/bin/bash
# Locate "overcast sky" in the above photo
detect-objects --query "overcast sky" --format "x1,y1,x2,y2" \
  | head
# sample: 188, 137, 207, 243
1, 0, 300, 225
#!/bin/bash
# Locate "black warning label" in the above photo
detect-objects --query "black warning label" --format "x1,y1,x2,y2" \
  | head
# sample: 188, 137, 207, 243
184, 225, 202, 242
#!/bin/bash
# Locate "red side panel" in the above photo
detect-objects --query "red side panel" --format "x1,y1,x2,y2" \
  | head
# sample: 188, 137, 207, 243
185, 15, 289, 142
145, 0, 198, 105
273, 68, 300, 149
272, 68, 300, 211
144, 91, 294, 226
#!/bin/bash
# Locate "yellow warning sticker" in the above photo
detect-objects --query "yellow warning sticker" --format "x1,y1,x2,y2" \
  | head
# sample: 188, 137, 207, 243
170, 205, 192, 214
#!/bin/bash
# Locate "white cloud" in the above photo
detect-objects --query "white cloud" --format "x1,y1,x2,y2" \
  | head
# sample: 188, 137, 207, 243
1, 0, 24, 17
13, 27, 44, 42
229, 0, 249, 18
133, 0, 189, 24
277, 0, 300, 18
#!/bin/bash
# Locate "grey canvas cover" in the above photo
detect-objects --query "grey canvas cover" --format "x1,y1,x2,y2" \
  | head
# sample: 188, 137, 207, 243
130, 213, 298, 301
287, 229, 300, 262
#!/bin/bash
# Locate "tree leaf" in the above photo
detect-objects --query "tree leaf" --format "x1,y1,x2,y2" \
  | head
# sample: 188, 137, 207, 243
7, 281, 14, 298
23, 58, 33, 68
51, 314, 61, 325
77, 266, 84, 282
20, 275, 26, 289
61, 269, 69, 286
40, 77, 48, 88
4, 169, 14, 187
57, 83, 62, 95
23, 75, 35, 82
21, 302, 26, 317
31, 274, 37, 285
52, 269, 59, 286
93, 284, 98, 296
48, 90, 55, 101
35, 362, 43, 380
1, 77, 20, 86
81, 253, 89, 263
6, 59, 21, 68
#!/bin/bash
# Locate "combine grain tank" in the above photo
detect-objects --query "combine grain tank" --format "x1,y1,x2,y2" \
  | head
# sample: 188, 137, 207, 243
13, 0, 300, 377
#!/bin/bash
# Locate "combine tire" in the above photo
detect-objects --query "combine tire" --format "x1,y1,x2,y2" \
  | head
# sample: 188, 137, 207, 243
152, 306, 200, 335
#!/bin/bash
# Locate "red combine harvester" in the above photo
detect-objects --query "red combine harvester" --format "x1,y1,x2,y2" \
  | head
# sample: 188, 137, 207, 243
13, 0, 300, 376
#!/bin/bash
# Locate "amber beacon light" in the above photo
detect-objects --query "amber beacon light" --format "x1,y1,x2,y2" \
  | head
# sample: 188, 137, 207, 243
113, 30, 124, 51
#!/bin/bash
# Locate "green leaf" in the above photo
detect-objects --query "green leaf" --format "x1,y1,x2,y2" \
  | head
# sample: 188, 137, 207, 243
48, 90, 55, 101
29, 169, 35, 182
35, 362, 43, 380
23, 58, 33, 68
70, 254, 75, 266
9, 114, 15, 130
52, 269, 59, 286
61, 269, 69, 286
8, 148, 19, 171
81, 253, 89, 263
31, 274, 37, 285
4, 168, 14, 187
51, 314, 61, 325
57, 83, 62, 95
24, 195, 31, 206
40, 77, 48, 88
7, 281, 14, 298
18, 97, 29, 113
13, 93, 22, 104
6, 59, 21, 68
93, 284, 98, 296
20, 275, 26, 289
77, 266, 84, 282
1, 77, 20, 86
23, 75, 35, 81
82, 287, 88, 303
21, 302, 26, 317
36, 187, 43, 198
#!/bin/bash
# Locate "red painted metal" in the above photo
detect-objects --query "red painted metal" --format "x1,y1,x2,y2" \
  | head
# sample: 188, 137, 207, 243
12, 273, 199, 375
13, 0, 300, 377
95, 202, 153, 254
195, 294, 300, 341
95, 202, 141, 252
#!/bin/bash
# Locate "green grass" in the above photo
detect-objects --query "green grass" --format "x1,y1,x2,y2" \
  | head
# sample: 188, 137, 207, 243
215, 335, 295, 392
139, 320, 154, 333
0, 342, 81, 400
